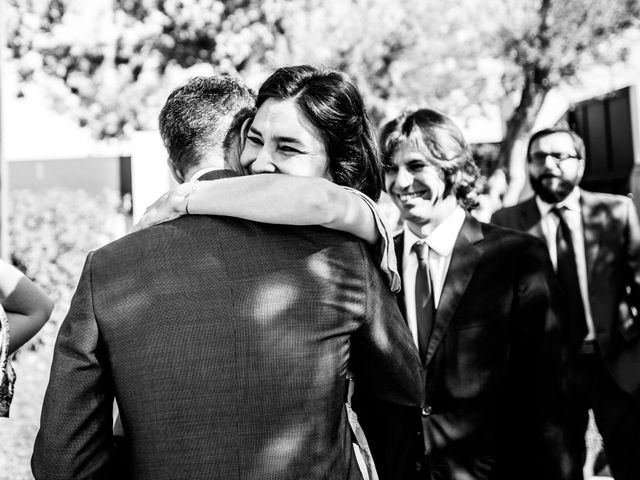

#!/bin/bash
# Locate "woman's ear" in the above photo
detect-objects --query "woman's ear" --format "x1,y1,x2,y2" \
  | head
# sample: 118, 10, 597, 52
239, 117, 252, 151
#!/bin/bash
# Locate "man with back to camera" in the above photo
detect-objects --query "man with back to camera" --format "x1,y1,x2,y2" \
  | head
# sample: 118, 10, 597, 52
354, 108, 572, 480
32, 75, 423, 479
491, 127, 640, 480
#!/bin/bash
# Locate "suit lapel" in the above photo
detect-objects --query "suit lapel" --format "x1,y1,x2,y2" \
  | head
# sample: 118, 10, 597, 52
425, 215, 483, 366
518, 197, 544, 240
394, 233, 407, 320
579, 190, 602, 281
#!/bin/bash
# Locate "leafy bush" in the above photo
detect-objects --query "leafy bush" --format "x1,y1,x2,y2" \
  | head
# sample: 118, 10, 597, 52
9, 187, 127, 352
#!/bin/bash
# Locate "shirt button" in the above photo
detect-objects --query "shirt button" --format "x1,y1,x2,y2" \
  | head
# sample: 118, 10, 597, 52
421, 405, 432, 417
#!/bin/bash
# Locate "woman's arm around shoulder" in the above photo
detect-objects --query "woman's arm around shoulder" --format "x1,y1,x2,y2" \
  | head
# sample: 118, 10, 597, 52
137, 174, 380, 243
135, 174, 400, 291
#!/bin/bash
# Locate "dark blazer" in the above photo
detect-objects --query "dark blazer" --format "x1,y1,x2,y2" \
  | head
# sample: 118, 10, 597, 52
32, 173, 423, 480
491, 189, 640, 400
356, 215, 571, 480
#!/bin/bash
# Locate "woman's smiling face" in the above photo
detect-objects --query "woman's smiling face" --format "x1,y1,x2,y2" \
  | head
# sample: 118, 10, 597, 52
240, 98, 331, 179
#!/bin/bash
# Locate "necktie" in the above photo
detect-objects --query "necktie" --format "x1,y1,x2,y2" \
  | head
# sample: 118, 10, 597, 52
413, 241, 435, 360
552, 207, 588, 343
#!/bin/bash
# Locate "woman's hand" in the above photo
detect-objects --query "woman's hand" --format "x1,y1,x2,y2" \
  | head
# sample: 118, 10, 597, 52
133, 182, 196, 231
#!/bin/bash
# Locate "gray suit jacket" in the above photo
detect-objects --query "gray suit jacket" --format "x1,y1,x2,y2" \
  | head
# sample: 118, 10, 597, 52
32, 171, 423, 480
491, 189, 640, 400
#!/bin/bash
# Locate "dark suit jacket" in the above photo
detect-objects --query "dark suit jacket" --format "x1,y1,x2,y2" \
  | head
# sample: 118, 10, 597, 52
32, 171, 423, 480
356, 215, 571, 480
491, 189, 640, 400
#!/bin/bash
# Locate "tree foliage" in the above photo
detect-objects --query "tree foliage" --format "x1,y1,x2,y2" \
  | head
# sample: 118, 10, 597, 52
3, 0, 508, 137
6, 0, 297, 136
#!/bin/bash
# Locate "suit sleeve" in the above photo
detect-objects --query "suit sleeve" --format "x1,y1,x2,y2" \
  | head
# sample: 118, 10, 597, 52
32, 252, 114, 479
349, 244, 424, 408
505, 238, 574, 480
624, 196, 640, 296
349, 246, 424, 480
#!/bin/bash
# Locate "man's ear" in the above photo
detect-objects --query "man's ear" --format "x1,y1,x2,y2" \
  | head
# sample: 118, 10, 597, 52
167, 157, 184, 183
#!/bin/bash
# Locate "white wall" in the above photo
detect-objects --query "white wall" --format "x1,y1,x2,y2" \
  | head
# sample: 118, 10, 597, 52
130, 131, 176, 223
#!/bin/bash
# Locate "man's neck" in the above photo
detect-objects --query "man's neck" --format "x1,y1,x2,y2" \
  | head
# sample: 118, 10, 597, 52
406, 195, 459, 239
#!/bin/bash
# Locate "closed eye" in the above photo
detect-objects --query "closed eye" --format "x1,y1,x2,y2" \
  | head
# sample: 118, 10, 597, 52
279, 144, 303, 154
407, 161, 426, 171
246, 134, 263, 146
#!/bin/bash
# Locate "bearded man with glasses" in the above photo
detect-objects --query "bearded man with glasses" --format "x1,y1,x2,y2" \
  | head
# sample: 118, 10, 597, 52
492, 127, 640, 480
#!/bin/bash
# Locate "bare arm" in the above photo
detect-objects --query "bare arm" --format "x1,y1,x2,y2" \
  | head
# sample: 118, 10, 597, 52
0, 261, 54, 354
136, 174, 380, 244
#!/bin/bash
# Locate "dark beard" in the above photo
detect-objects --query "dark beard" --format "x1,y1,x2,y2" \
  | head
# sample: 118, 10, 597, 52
529, 174, 575, 204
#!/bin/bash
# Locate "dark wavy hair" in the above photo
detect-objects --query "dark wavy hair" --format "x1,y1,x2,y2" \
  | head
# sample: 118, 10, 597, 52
379, 108, 479, 210
256, 65, 383, 201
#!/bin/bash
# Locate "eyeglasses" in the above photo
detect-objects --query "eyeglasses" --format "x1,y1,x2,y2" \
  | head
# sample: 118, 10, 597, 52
530, 151, 581, 165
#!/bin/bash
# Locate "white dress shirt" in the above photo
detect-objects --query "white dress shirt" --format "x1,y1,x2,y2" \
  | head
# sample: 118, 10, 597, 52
402, 206, 466, 347
189, 167, 222, 182
536, 188, 595, 341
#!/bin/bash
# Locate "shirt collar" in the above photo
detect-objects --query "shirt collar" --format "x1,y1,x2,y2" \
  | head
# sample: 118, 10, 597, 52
535, 187, 581, 217
404, 206, 466, 257
188, 167, 222, 182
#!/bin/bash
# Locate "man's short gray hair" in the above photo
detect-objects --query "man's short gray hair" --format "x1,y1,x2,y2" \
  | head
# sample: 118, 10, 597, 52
159, 75, 255, 179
